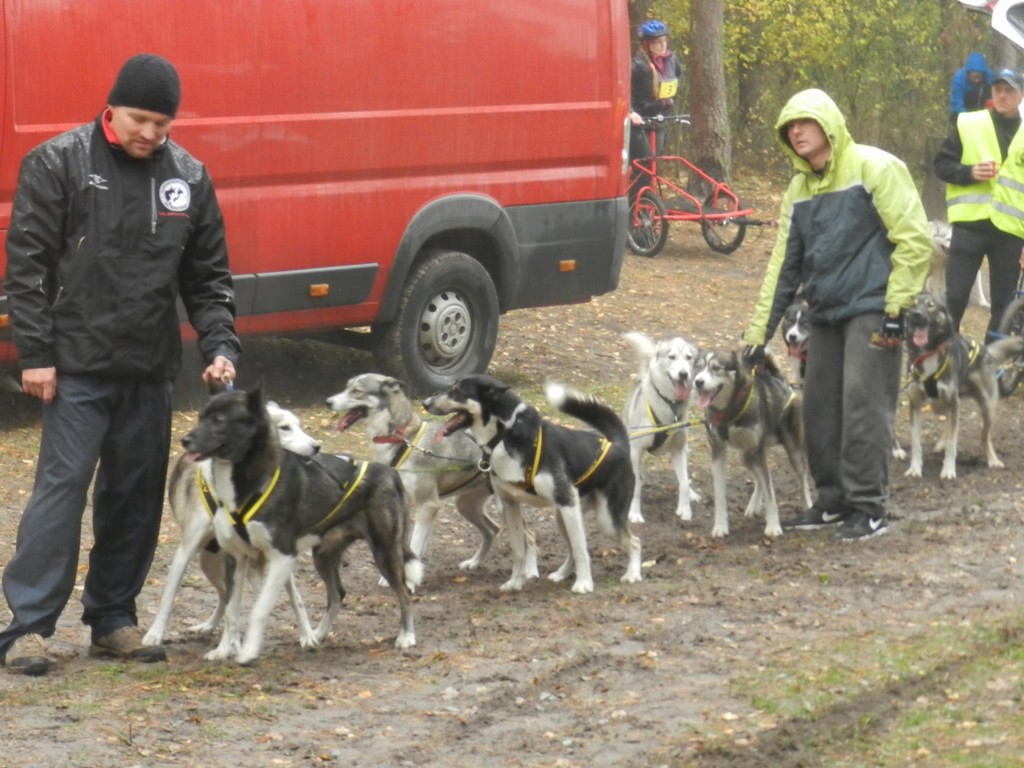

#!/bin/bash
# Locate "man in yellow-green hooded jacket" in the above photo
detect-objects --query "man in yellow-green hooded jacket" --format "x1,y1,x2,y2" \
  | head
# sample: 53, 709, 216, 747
742, 88, 930, 542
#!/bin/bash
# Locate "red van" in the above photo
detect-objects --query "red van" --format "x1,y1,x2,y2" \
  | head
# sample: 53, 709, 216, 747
0, 1, 629, 393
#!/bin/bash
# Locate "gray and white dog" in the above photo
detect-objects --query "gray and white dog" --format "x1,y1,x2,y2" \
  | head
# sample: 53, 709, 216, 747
903, 292, 1023, 479
326, 372, 532, 579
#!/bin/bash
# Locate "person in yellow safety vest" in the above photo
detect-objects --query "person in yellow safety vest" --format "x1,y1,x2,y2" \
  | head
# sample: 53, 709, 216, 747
934, 67, 1024, 341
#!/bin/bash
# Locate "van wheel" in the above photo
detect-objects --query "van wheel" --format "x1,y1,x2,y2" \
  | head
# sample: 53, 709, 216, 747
372, 250, 499, 395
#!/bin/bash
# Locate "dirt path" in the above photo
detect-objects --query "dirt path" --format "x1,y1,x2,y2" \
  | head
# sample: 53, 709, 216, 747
1, 223, 1023, 767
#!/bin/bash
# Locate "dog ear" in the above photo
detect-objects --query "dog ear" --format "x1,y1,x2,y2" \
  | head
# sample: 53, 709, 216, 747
247, 380, 266, 414
382, 378, 408, 397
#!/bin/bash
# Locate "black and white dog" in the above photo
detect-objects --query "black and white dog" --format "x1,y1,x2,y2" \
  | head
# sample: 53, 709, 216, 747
692, 349, 812, 538
779, 298, 810, 383
424, 375, 642, 594
326, 373, 518, 577
903, 292, 1023, 479
622, 331, 701, 524
143, 402, 321, 648
181, 385, 422, 663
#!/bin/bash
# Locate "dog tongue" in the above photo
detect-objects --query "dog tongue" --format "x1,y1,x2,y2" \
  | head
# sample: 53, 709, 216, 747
438, 412, 468, 440
787, 342, 802, 357
674, 382, 690, 401
913, 328, 928, 347
697, 391, 714, 409
337, 409, 364, 433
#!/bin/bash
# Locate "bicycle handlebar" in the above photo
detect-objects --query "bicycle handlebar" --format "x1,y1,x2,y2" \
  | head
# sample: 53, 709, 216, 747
639, 114, 691, 128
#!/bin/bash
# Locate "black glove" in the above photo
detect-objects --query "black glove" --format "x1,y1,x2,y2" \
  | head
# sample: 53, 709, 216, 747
870, 312, 904, 350
742, 344, 766, 370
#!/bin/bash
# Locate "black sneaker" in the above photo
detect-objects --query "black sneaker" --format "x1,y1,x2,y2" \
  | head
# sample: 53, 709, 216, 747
782, 505, 849, 530
833, 511, 889, 541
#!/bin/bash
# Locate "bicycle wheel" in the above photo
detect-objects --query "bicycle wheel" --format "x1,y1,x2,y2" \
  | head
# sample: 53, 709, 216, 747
627, 191, 668, 257
700, 192, 747, 254
995, 295, 1024, 397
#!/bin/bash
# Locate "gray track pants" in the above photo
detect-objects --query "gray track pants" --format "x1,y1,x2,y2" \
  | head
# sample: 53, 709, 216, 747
803, 313, 901, 519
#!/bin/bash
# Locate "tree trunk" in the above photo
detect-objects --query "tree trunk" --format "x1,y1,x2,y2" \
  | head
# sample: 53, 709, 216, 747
688, 0, 731, 194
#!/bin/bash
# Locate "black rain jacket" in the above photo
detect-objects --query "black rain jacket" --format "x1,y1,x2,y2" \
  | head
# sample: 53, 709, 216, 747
4, 114, 240, 380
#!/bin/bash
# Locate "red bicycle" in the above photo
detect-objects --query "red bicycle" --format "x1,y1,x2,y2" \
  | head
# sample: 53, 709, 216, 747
627, 114, 759, 257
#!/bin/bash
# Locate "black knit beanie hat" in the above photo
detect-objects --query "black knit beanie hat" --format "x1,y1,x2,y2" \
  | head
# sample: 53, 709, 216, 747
107, 54, 181, 118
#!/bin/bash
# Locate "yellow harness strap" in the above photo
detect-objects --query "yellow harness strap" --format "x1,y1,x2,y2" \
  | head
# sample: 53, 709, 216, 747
575, 438, 612, 487
522, 428, 543, 487
311, 459, 369, 532
391, 422, 427, 470
196, 464, 282, 526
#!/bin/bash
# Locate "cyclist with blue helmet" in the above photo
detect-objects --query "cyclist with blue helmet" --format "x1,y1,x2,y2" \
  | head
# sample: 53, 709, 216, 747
629, 20, 683, 198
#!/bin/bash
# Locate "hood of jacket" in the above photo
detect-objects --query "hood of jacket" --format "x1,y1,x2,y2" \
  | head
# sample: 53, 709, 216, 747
964, 51, 992, 76
774, 88, 852, 177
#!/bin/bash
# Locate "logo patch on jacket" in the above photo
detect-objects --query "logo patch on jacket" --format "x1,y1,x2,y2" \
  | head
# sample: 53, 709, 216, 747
159, 179, 191, 212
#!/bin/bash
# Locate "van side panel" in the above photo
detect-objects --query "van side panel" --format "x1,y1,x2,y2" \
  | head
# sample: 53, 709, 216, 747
0, 0, 627, 364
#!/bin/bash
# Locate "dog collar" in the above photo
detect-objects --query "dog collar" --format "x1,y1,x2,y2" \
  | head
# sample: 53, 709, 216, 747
384, 422, 428, 469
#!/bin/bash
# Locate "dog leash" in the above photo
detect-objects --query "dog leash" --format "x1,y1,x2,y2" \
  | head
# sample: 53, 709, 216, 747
372, 424, 481, 472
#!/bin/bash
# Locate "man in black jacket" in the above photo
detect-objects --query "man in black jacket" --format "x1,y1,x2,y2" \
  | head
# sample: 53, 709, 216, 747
0, 54, 240, 676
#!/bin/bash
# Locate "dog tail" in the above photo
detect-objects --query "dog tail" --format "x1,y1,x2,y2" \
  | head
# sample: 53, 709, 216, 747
622, 331, 655, 377
987, 335, 1024, 366
545, 381, 629, 446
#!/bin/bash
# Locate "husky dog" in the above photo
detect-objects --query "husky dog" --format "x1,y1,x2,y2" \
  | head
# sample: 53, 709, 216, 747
325, 373, 517, 577
903, 292, 1024, 479
621, 331, 701, 524
181, 385, 422, 663
143, 402, 321, 648
424, 375, 642, 594
926, 219, 989, 308
692, 349, 813, 538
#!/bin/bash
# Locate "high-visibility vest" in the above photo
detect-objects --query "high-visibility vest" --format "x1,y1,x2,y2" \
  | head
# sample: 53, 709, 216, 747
945, 111, 1000, 223
991, 127, 1024, 238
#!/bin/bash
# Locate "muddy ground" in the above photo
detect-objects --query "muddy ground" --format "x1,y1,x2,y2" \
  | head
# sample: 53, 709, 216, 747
1, 217, 1023, 768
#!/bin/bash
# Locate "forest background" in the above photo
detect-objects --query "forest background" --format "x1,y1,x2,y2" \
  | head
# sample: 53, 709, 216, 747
628, 0, 1019, 218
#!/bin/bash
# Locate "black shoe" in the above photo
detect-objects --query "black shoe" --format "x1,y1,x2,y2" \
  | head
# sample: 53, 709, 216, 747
782, 505, 849, 530
4, 634, 52, 677
833, 511, 889, 541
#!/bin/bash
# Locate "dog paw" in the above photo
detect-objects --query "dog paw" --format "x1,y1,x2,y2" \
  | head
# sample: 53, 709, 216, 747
628, 511, 646, 524
940, 466, 957, 480
690, 488, 703, 504
570, 579, 595, 594
891, 446, 907, 461
204, 647, 230, 661
763, 523, 783, 538
621, 570, 643, 584
674, 506, 692, 521
499, 578, 524, 592
905, 465, 923, 478
458, 557, 482, 570
988, 458, 1005, 470
141, 629, 162, 646
395, 631, 417, 650
710, 524, 729, 538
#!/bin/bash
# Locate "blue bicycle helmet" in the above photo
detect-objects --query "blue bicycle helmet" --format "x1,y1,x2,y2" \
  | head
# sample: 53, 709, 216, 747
638, 20, 668, 39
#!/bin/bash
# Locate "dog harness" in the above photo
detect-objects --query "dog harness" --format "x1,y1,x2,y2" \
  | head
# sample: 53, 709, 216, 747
196, 466, 281, 542
195, 458, 369, 539
373, 421, 482, 491
909, 336, 981, 399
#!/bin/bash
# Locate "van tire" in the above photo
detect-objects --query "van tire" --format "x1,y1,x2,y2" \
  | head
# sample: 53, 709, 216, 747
372, 249, 499, 395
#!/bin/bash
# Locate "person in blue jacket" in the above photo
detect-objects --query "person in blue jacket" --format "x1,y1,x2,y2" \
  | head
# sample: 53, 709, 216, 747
950, 51, 994, 124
